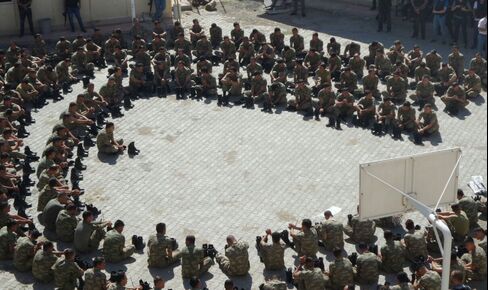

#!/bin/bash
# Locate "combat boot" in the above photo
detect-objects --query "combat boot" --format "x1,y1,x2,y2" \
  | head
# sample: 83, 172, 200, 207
280, 230, 295, 248
17, 125, 30, 138
128, 142, 140, 156
75, 157, 87, 170
326, 117, 335, 127
372, 122, 382, 135
335, 118, 342, 130
82, 76, 90, 88
123, 95, 134, 109
77, 144, 88, 158
314, 108, 321, 121
352, 115, 359, 127
84, 135, 95, 147
96, 113, 105, 127
392, 125, 402, 140
70, 168, 83, 181
413, 131, 423, 145
89, 124, 99, 136
24, 146, 37, 158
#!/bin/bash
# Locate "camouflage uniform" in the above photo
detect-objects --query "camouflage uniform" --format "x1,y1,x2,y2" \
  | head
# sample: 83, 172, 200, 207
396, 106, 416, 131
414, 66, 431, 82
52, 258, 84, 290
259, 241, 285, 270
335, 91, 356, 117
71, 51, 95, 74
385, 76, 407, 102
74, 221, 107, 253
349, 57, 366, 78
147, 233, 180, 268
377, 101, 396, 125
364, 42, 384, 66
261, 279, 287, 290
246, 62, 263, 79
83, 268, 107, 290
461, 245, 487, 281
220, 40, 237, 61
293, 228, 319, 258
32, 250, 58, 282
269, 82, 288, 107
448, 52, 464, 78
56, 210, 79, 243
210, 25, 223, 48
417, 111, 439, 135
221, 71, 242, 97
375, 54, 393, 77
410, 80, 434, 105
328, 257, 355, 290
246, 76, 268, 103
464, 74, 482, 98
290, 35, 305, 53
174, 38, 192, 57
289, 85, 313, 113
13, 236, 35, 271
362, 74, 380, 99
418, 270, 442, 290
97, 130, 123, 154
458, 196, 479, 226
339, 71, 358, 92
42, 199, 64, 232
304, 51, 322, 72
316, 219, 344, 251
425, 52, 442, 78
469, 57, 487, 86
195, 38, 213, 59
404, 229, 428, 262
0, 226, 17, 261
441, 86, 468, 111
216, 240, 250, 276
195, 74, 217, 98
343, 215, 376, 244
102, 229, 135, 263
37, 183, 58, 212
282, 47, 296, 70
180, 245, 213, 278
390, 282, 414, 290
295, 267, 327, 290
294, 65, 309, 83
356, 252, 381, 285
380, 240, 405, 273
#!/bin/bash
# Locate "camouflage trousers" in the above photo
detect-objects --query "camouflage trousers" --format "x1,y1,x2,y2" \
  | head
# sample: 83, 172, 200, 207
148, 250, 181, 268
343, 226, 376, 244
86, 228, 106, 253
216, 254, 250, 276
104, 245, 135, 263
181, 257, 214, 278
99, 139, 124, 154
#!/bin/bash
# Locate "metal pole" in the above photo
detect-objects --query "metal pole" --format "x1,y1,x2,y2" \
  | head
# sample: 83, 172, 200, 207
131, 0, 136, 20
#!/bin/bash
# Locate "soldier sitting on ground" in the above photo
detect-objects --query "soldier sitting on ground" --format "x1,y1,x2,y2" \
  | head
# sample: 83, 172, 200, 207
96, 122, 125, 155
0, 220, 18, 260
380, 230, 405, 274
83, 256, 108, 290
326, 248, 355, 290
216, 235, 250, 276
147, 222, 180, 268
355, 243, 382, 288
292, 256, 328, 290
316, 210, 344, 251
51, 248, 84, 290
461, 236, 487, 281
32, 241, 62, 283
102, 219, 135, 263
13, 229, 42, 272
74, 211, 112, 253
403, 219, 428, 263
180, 235, 213, 279
285, 218, 318, 258
344, 206, 376, 244
256, 229, 286, 271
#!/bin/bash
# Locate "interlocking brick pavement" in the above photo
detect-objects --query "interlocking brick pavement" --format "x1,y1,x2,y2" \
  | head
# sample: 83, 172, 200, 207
0, 1, 486, 289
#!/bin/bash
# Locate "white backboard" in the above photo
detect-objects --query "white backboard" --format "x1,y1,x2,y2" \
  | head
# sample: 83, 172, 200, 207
359, 148, 461, 221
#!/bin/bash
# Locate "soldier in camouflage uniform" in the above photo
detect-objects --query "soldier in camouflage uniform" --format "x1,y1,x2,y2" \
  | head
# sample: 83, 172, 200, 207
431, 250, 466, 287
313, 64, 331, 94
32, 241, 61, 283
355, 243, 381, 287
412, 263, 442, 290
194, 35, 213, 60
349, 53, 366, 79
74, 211, 112, 253
376, 97, 396, 129
260, 276, 287, 290
221, 68, 242, 105
257, 230, 285, 270
174, 33, 192, 58
174, 61, 193, 99
13, 229, 41, 271
473, 228, 486, 253
375, 50, 393, 80
293, 60, 309, 84
288, 218, 318, 258
396, 101, 417, 132
328, 53, 342, 81
461, 237, 487, 281
245, 72, 268, 107
425, 50, 442, 79
314, 84, 338, 126
56, 204, 80, 243
464, 68, 482, 99
413, 63, 431, 84
290, 28, 305, 57
457, 189, 479, 227
327, 248, 355, 290
52, 248, 84, 290
316, 210, 344, 251
102, 220, 135, 263
246, 57, 263, 84
354, 91, 376, 127
71, 47, 95, 76
435, 63, 457, 96
216, 235, 250, 276
83, 256, 108, 290
410, 75, 435, 108
97, 122, 124, 154
209, 23, 223, 49
362, 68, 381, 99
282, 46, 296, 71
147, 222, 180, 268
154, 61, 171, 98
344, 207, 376, 244
292, 256, 327, 290
180, 235, 213, 278
407, 45, 423, 73
0, 221, 18, 260
238, 37, 254, 67
416, 104, 439, 137
448, 46, 465, 79
55, 59, 77, 86
194, 69, 217, 100
268, 82, 288, 109
334, 89, 356, 127
270, 59, 286, 84
288, 80, 313, 115
384, 71, 407, 103
390, 272, 414, 290
338, 67, 358, 94
219, 36, 237, 63
469, 53, 487, 87
304, 49, 322, 75
441, 82, 468, 115
270, 28, 285, 54
364, 41, 384, 67
403, 219, 428, 262
380, 230, 405, 274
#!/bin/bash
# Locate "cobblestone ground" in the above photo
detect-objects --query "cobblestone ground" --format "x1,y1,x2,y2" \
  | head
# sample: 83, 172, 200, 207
0, 1, 487, 289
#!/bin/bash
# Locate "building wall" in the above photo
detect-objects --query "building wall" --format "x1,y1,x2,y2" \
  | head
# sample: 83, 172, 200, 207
0, 0, 172, 36
307, 0, 370, 10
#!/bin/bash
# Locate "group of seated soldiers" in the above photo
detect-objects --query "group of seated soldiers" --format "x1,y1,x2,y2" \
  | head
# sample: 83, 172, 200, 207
0, 17, 486, 289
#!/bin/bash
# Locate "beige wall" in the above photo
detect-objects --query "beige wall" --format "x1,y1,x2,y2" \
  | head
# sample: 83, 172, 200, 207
0, 0, 172, 36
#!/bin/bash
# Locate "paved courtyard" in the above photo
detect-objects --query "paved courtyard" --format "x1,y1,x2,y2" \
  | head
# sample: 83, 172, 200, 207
0, 0, 487, 289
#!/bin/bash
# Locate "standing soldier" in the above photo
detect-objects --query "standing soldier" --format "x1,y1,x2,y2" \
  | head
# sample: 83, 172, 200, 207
327, 248, 355, 290
355, 243, 382, 288
316, 210, 344, 251
55, 204, 79, 243
102, 220, 135, 263
52, 248, 84, 290
13, 229, 41, 272
147, 223, 180, 268
180, 235, 213, 278
441, 82, 468, 115
377, 0, 392, 32
291, 0, 306, 17
216, 235, 250, 276
257, 229, 286, 271
288, 81, 313, 115
380, 230, 405, 274
287, 219, 318, 258
83, 257, 108, 290
396, 101, 417, 132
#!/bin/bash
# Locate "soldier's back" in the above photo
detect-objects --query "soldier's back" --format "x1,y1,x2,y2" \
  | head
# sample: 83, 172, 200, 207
32, 250, 57, 282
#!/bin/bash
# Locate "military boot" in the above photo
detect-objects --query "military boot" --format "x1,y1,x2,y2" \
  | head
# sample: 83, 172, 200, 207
75, 157, 87, 170
77, 143, 88, 158
326, 117, 335, 128
280, 230, 295, 248
335, 118, 342, 130
128, 142, 140, 156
